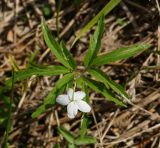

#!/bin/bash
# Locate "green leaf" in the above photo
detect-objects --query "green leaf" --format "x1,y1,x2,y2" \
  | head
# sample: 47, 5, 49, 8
55, 73, 74, 90
78, 82, 90, 137
92, 44, 151, 66
88, 68, 128, 99
75, 136, 97, 145
41, 19, 72, 69
31, 73, 74, 118
2, 70, 14, 147
58, 127, 75, 144
0, 109, 8, 126
83, 77, 126, 106
74, 0, 81, 6
83, 81, 89, 103
54, 143, 60, 148
60, 40, 77, 70
27, 49, 40, 67
15, 65, 69, 80
5, 65, 69, 88
1, 95, 10, 108
42, 4, 52, 18
72, 0, 121, 45
80, 115, 89, 137
68, 143, 77, 148
84, 16, 104, 67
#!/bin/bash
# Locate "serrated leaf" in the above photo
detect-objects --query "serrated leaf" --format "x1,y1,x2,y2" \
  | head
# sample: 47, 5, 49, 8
83, 77, 126, 106
75, 136, 97, 145
31, 73, 74, 118
92, 44, 151, 66
84, 15, 104, 67
58, 127, 75, 144
60, 40, 77, 70
41, 19, 72, 69
88, 68, 128, 99
72, 0, 121, 45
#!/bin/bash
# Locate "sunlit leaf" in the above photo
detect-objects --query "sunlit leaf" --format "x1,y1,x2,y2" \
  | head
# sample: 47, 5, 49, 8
84, 15, 104, 67
5, 65, 69, 88
68, 143, 76, 148
83, 77, 126, 106
75, 136, 97, 145
42, 19, 72, 69
92, 44, 151, 66
88, 68, 128, 99
72, 0, 121, 45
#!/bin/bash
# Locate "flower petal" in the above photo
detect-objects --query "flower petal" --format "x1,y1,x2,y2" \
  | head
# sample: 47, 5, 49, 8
67, 102, 78, 118
74, 91, 86, 100
67, 88, 74, 100
56, 95, 70, 106
77, 100, 91, 113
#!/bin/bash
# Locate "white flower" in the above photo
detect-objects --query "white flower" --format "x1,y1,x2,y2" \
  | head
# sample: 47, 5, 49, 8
56, 88, 91, 118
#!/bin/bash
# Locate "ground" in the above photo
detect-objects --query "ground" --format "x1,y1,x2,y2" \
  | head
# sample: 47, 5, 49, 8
0, 0, 160, 148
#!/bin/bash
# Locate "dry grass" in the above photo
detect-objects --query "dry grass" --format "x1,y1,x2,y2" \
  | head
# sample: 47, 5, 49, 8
0, 0, 160, 147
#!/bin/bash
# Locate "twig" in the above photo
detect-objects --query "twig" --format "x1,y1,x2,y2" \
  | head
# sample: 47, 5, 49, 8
104, 123, 160, 146
155, 0, 160, 81
101, 109, 120, 142
120, 1, 138, 30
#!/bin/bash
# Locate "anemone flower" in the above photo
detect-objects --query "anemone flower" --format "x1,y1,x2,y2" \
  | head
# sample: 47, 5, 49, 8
56, 88, 91, 118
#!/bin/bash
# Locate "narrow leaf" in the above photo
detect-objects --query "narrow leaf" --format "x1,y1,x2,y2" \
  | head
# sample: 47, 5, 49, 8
68, 143, 76, 148
60, 40, 77, 70
80, 115, 89, 137
31, 73, 74, 118
5, 65, 69, 88
88, 68, 128, 99
83, 77, 126, 106
58, 127, 75, 144
92, 44, 151, 66
42, 19, 72, 69
84, 15, 104, 67
54, 143, 60, 148
72, 0, 121, 45
2, 70, 14, 147
15, 65, 69, 80
27, 49, 40, 67
75, 136, 97, 145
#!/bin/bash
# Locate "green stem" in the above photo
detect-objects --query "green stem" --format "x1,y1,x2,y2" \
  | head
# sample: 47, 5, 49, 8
56, 0, 63, 41
2, 69, 14, 147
